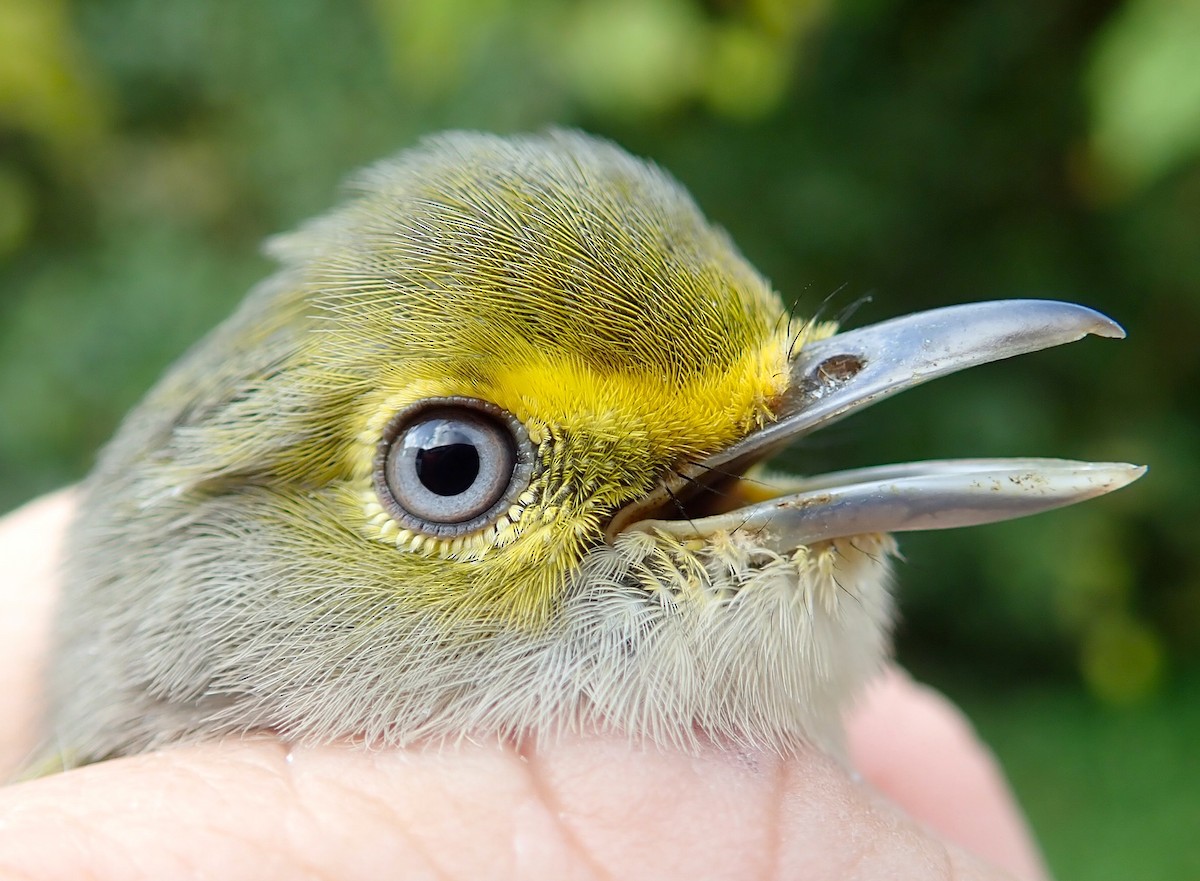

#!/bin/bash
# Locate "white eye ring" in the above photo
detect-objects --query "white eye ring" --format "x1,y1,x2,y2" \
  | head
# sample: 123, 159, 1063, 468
374, 397, 535, 538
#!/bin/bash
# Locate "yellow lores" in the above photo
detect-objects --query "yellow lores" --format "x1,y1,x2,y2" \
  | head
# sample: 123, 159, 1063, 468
41, 131, 1142, 768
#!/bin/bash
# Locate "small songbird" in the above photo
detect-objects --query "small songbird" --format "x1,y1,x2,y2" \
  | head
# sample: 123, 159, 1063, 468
41, 130, 1143, 769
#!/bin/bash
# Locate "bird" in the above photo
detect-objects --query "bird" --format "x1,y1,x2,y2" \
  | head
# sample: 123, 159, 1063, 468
39, 130, 1144, 769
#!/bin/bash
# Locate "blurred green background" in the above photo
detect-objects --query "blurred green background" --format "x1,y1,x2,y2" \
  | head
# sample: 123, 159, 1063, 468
1, 0, 1196, 875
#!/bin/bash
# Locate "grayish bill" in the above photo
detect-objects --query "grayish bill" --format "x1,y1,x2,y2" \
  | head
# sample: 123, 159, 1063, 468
704, 299, 1125, 477
609, 299, 1144, 543
631, 459, 1147, 550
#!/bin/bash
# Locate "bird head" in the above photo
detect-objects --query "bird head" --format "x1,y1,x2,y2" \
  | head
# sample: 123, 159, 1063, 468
48, 131, 1143, 765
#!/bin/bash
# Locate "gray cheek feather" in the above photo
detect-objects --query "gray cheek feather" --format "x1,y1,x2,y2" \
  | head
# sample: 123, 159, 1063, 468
42, 477, 896, 767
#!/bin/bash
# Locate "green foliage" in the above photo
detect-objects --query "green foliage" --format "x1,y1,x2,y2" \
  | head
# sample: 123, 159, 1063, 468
1088, 0, 1200, 192
1, 1, 1196, 875
938, 666, 1200, 881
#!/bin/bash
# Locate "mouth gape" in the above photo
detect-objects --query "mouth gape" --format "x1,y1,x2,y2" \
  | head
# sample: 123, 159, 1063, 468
609, 300, 1144, 551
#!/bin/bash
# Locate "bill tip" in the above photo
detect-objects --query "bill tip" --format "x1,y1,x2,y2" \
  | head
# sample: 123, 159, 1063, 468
1091, 313, 1127, 340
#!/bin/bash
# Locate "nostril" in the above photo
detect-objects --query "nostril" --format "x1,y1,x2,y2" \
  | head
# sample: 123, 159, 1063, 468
814, 353, 866, 383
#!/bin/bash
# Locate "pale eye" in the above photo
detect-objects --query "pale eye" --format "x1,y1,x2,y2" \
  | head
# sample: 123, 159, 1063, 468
389, 410, 512, 521
375, 398, 534, 537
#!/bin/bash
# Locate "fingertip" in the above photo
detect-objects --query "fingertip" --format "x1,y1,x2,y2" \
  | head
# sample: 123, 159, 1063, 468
0, 490, 74, 778
846, 669, 1050, 881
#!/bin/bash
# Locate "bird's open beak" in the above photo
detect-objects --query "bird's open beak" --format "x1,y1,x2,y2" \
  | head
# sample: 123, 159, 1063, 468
611, 299, 1145, 549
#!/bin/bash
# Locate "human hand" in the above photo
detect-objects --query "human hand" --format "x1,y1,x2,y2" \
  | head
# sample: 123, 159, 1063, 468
0, 492, 1048, 880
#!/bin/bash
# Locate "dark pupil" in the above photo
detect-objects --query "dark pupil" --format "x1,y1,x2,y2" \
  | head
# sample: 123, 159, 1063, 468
415, 441, 480, 496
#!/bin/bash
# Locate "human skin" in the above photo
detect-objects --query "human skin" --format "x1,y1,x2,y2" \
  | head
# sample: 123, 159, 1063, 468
0, 492, 1049, 880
